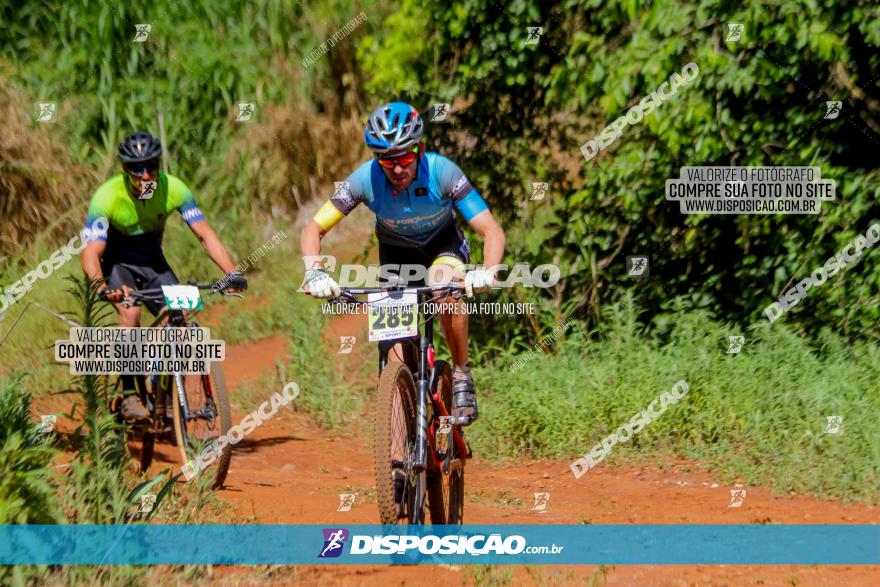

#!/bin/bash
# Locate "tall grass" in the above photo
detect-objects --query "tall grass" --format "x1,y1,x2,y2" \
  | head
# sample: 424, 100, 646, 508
0, 376, 62, 587
1, 0, 374, 397
0, 0, 372, 260
284, 291, 366, 430
0, 82, 98, 258
472, 295, 880, 501
0, 376, 64, 525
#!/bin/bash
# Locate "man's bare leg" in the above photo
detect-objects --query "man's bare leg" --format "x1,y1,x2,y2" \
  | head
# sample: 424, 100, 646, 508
429, 262, 476, 425
115, 300, 150, 421
439, 299, 468, 366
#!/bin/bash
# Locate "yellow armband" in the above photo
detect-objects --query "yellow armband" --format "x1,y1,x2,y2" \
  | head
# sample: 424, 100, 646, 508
313, 200, 346, 231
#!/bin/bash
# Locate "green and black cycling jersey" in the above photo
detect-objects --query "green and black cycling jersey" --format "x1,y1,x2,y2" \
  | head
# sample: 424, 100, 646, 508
83, 173, 205, 265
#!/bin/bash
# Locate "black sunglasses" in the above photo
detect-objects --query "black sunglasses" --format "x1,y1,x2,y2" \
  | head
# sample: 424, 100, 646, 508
125, 161, 159, 175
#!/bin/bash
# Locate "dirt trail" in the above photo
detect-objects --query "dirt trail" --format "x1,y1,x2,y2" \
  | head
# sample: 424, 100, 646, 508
208, 308, 879, 586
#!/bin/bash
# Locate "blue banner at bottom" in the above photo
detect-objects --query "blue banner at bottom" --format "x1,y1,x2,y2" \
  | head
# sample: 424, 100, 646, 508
0, 525, 877, 565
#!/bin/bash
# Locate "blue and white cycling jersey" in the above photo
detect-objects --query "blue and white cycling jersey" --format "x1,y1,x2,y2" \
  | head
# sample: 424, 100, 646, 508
316, 152, 489, 247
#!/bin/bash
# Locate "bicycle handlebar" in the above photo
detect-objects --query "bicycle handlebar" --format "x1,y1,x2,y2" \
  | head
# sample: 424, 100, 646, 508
328, 283, 468, 307
114, 283, 243, 308
340, 283, 464, 296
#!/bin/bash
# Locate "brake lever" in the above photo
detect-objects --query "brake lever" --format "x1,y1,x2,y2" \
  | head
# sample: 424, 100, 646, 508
325, 291, 355, 304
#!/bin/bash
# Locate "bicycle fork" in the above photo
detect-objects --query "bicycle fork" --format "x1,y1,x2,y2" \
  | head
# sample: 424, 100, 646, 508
171, 331, 189, 425
174, 373, 187, 419
413, 334, 432, 473
414, 378, 429, 473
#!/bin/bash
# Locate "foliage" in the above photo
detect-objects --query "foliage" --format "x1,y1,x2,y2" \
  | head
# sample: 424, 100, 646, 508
57, 276, 164, 528
0, 0, 371, 267
0, 6, 878, 570
359, 0, 880, 346
0, 376, 63, 586
0, 376, 64, 525
472, 296, 880, 501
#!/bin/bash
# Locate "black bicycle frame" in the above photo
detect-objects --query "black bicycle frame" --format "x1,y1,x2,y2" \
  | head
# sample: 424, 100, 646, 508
141, 306, 190, 424
377, 289, 434, 473
338, 284, 462, 479
131, 286, 221, 428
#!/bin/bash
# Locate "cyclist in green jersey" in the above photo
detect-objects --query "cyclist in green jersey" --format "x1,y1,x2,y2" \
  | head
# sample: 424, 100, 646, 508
80, 131, 246, 422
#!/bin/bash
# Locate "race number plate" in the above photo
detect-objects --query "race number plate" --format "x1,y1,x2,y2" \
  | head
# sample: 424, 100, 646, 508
367, 292, 417, 342
161, 285, 203, 310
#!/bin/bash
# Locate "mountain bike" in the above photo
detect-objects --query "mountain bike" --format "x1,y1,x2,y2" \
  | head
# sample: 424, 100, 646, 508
115, 282, 238, 489
327, 284, 470, 525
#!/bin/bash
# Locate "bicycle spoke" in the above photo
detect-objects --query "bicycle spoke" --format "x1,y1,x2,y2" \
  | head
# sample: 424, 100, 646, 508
375, 361, 418, 525
391, 382, 408, 464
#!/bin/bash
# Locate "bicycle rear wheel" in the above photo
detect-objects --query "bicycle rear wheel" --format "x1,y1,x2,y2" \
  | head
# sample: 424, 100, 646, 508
374, 360, 423, 524
427, 360, 465, 524
172, 365, 232, 488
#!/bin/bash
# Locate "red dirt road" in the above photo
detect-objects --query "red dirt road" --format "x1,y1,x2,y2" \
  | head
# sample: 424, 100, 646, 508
206, 313, 879, 586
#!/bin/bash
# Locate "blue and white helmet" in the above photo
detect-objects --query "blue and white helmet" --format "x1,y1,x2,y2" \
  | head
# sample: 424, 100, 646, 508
364, 102, 424, 156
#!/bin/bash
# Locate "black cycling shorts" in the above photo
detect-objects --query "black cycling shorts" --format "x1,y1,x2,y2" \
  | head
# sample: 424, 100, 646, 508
102, 259, 179, 316
378, 221, 471, 285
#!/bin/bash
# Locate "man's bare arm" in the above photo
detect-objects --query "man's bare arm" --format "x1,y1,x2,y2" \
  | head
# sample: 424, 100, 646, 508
300, 219, 329, 271
81, 240, 107, 288
466, 209, 506, 269
187, 219, 236, 274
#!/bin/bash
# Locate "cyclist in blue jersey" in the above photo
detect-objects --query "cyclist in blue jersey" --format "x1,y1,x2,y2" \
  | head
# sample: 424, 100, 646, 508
300, 102, 506, 428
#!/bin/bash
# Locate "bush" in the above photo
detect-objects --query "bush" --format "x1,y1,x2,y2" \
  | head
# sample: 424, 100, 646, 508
0, 376, 64, 524
473, 296, 880, 501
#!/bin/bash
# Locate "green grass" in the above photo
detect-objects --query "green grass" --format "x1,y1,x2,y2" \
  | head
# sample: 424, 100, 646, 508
282, 286, 366, 430
0, 218, 363, 431
231, 368, 283, 413
465, 565, 514, 587
5, 237, 879, 510
469, 488, 524, 508
472, 296, 880, 502
0, 216, 269, 397
0, 376, 64, 525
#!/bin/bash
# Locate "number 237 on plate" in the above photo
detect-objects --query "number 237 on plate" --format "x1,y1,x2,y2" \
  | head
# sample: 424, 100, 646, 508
161, 285, 203, 310
367, 292, 418, 342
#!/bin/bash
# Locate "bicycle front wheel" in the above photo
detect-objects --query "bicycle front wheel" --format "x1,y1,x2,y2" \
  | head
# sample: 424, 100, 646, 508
374, 360, 423, 524
172, 366, 232, 489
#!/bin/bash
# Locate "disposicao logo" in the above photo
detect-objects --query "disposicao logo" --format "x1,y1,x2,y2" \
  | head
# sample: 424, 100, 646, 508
318, 528, 349, 558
